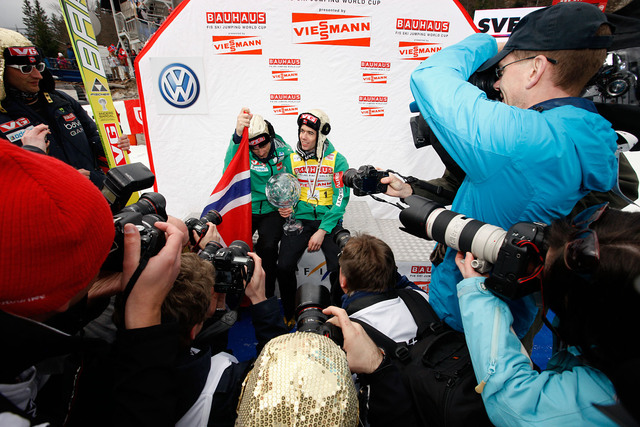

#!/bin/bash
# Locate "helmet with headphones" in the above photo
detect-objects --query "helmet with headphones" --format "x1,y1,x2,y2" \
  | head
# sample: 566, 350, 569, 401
297, 109, 331, 159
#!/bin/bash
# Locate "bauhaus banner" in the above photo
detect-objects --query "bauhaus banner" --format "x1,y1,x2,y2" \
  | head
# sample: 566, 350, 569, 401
136, 0, 476, 219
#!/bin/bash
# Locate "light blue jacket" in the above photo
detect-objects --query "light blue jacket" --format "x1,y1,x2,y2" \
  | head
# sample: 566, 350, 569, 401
410, 33, 618, 336
457, 277, 617, 426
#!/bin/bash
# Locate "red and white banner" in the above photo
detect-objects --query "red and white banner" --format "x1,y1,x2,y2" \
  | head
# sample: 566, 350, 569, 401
135, 0, 476, 220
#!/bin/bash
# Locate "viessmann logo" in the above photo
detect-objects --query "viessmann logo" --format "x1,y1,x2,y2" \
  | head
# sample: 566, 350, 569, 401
158, 63, 200, 108
206, 11, 266, 24
362, 73, 387, 84
399, 42, 442, 60
292, 13, 371, 46
272, 70, 298, 81
212, 36, 262, 55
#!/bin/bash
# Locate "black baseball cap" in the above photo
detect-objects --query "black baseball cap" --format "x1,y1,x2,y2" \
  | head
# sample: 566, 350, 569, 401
477, 2, 614, 72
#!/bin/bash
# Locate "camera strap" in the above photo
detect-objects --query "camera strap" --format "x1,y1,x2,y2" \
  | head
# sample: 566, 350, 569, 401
121, 250, 153, 303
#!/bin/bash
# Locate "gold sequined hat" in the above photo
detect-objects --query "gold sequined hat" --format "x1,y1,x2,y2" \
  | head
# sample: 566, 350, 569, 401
236, 332, 358, 426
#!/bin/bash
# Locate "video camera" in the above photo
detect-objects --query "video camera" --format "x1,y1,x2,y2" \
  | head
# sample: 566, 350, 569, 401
101, 163, 168, 272
185, 210, 222, 246
198, 240, 254, 294
295, 283, 343, 346
399, 195, 547, 300
343, 165, 388, 196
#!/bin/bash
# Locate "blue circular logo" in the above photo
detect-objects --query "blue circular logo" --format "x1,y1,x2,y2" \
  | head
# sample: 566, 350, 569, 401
158, 63, 200, 108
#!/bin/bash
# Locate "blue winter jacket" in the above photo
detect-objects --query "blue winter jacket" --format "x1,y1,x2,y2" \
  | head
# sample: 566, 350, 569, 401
410, 33, 618, 336
457, 277, 617, 426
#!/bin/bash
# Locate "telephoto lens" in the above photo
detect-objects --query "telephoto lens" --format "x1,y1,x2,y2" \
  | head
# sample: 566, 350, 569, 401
120, 192, 167, 219
294, 284, 344, 346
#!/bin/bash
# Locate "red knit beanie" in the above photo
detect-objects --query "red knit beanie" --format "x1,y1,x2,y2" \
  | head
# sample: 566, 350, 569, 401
0, 142, 115, 317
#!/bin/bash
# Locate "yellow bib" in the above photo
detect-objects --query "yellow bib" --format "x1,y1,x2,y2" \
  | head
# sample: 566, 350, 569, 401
291, 152, 337, 206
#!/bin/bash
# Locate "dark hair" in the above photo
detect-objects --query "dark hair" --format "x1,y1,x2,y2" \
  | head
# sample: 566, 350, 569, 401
339, 234, 396, 293
544, 208, 640, 418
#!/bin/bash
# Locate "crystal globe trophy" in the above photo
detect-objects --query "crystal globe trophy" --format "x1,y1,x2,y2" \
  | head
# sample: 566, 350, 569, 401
266, 173, 303, 236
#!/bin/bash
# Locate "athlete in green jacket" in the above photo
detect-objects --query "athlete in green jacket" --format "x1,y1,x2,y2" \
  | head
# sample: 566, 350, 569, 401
224, 109, 293, 297
277, 109, 350, 321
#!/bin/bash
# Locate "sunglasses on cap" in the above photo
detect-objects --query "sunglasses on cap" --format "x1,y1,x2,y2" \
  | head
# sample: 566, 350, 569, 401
7, 62, 46, 74
563, 202, 608, 275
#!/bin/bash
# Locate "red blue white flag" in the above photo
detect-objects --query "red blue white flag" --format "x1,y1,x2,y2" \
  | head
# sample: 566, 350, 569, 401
200, 128, 252, 248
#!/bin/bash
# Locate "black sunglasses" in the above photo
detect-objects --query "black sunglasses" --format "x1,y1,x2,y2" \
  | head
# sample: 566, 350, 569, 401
7, 62, 46, 74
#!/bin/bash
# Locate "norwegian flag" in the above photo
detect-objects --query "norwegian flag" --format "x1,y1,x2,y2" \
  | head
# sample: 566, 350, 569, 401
200, 128, 252, 248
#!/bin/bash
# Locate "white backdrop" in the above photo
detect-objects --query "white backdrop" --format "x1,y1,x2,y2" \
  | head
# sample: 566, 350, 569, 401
136, 0, 477, 219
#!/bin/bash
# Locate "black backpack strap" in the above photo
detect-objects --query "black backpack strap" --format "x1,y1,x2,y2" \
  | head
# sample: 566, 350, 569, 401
351, 317, 410, 364
396, 289, 444, 337
350, 289, 441, 364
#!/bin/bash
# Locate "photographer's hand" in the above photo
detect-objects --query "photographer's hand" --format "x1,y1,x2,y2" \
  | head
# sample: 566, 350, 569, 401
278, 207, 292, 218
324, 306, 384, 374
455, 251, 487, 279
308, 229, 326, 252
244, 252, 266, 305
382, 174, 413, 198
197, 222, 222, 250
166, 215, 190, 247
122, 222, 183, 329
235, 108, 252, 137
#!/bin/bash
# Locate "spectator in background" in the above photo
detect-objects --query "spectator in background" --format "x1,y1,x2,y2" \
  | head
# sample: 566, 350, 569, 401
0, 28, 129, 188
66, 42, 75, 61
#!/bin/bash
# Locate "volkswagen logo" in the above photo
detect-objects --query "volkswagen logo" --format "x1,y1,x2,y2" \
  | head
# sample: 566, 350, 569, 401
158, 63, 200, 108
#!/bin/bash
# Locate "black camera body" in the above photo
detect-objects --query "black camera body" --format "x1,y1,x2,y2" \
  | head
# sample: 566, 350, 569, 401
185, 210, 222, 246
399, 195, 547, 300
103, 211, 166, 271
295, 283, 344, 346
344, 165, 388, 196
198, 240, 254, 293
485, 221, 546, 299
101, 163, 168, 271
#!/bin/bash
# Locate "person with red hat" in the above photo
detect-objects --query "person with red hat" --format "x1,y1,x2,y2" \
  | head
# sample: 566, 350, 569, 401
0, 141, 185, 425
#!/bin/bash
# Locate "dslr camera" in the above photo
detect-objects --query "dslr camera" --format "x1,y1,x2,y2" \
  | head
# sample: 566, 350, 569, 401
399, 195, 547, 300
101, 163, 168, 271
295, 283, 343, 346
344, 165, 388, 196
185, 210, 222, 246
198, 240, 254, 293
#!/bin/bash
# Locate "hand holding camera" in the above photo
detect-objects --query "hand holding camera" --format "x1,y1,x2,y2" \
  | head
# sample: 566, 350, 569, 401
122, 221, 184, 329
324, 306, 384, 374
